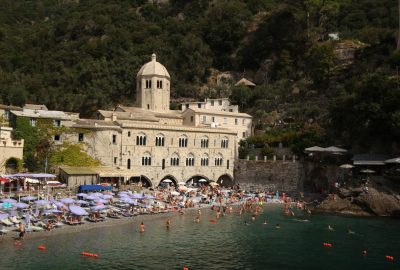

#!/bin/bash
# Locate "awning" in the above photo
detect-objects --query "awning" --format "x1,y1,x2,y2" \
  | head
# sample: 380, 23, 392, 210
0, 177, 9, 183
78, 185, 112, 192
305, 146, 325, 152
25, 178, 40, 184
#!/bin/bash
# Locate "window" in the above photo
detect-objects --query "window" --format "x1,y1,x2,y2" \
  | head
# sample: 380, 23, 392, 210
235, 119, 238, 125
128, 131, 131, 137
127, 159, 131, 169
162, 159, 165, 170
227, 160, 230, 169
54, 134, 60, 141
141, 153, 152, 166
78, 133, 84, 142
54, 119, 61, 127
201, 154, 209, 166
221, 137, 229, 148
218, 100, 222, 105
211, 100, 214, 106
186, 154, 195, 166
229, 109, 233, 112
200, 137, 209, 148
179, 135, 188, 147
155, 134, 165, 146
215, 156, 223, 166
157, 80, 163, 89
212, 117, 215, 122
114, 157, 117, 164
170, 153, 180, 166
190, 116, 194, 122
202, 116, 206, 123
30, 118, 36, 127
243, 132, 246, 138
197, 103, 202, 108
112, 134, 117, 144
242, 119, 246, 125
136, 134, 146, 146
186, 104, 189, 109
223, 118, 227, 124
145, 79, 152, 89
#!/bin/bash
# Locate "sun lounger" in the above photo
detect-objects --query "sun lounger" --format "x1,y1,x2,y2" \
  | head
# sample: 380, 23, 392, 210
30, 226, 44, 232
9, 216, 20, 224
1, 219, 14, 226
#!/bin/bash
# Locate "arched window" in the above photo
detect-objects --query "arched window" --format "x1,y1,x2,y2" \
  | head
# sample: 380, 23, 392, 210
186, 153, 195, 167
200, 136, 209, 148
136, 133, 147, 146
179, 135, 188, 148
214, 154, 223, 166
221, 137, 229, 148
170, 152, 180, 166
141, 152, 152, 166
155, 134, 165, 147
201, 153, 209, 166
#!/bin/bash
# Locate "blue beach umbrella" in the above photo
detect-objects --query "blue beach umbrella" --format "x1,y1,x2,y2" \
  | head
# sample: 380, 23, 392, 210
91, 205, 107, 211
77, 193, 88, 198
86, 195, 97, 200
60, 198, 75, 204
94, 199, 108, 204
35, 200, 50, 206
0, 213, 9, 220
102, 194, 113, 200
75, 200, 89, 205
21, 196, 37, 201
14, 202, 29, 209
69, 205, 88, 216
131, 193, 143, 199
1, 198, 17, 204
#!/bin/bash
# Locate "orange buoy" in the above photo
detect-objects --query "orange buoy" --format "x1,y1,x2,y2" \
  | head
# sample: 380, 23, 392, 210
81, 252, 99, 258
385, 255, 394, 261
38, 245, 46, 251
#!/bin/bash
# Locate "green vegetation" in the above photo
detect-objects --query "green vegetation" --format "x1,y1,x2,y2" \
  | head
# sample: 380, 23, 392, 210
50, 142, 101, 167
1, 0, 399, 154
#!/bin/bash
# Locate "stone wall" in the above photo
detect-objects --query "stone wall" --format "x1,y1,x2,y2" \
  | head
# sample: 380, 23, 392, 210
234, 160, 303, 195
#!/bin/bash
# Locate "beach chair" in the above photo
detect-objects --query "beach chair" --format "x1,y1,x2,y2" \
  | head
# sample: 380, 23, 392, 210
1, 219, 14, 226
9, 216, 20, 224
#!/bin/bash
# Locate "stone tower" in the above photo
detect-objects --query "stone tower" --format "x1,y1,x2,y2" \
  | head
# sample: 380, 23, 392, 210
136, 53, 171, 111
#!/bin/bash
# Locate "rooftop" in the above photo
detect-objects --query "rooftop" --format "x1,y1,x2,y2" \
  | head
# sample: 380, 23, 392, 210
184, 107, 252, 118
11, 109, 72, 120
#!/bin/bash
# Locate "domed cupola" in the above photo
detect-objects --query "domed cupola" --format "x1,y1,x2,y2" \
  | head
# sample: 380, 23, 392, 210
136, 54, 171, 112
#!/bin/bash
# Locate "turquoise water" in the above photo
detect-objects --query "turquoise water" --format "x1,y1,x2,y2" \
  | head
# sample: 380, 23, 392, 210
1, 205, 399, 270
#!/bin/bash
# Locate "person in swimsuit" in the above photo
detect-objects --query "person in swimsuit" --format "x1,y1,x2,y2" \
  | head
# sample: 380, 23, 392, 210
139, 222, 145, 233
18, 222, 26, 240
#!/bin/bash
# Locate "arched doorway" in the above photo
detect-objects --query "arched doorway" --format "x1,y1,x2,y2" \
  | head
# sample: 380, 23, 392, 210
159, 175, 178, 188
5, 157, 19, 173
128, 175, 152, 188
217, 174, 233, 188
186, 175, 210, 186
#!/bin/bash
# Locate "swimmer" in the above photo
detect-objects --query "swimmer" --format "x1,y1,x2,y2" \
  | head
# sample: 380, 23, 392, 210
348, 229, 355, 234
194, 216, 200, 223
245, 221, 249, 225
166, 219, 171, 229
216, 211, 221, 219
251, 215, 256, 221
198, 209, 201, 216
139, 222, 145, 233
275, 224, 280, 229
307, 209, 312, 215
263, 220, 268, 225
328, 225, 334, 231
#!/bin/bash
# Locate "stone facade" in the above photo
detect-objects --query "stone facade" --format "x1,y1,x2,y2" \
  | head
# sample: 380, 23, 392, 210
0, 126, 24, 173
234, 160, 303, 195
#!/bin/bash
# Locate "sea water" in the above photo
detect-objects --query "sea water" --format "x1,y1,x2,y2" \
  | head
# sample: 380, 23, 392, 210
0, 205, 399, 270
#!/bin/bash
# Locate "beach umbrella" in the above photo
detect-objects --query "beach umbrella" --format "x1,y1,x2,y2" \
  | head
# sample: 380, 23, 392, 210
305, 146, 325, 152
52, 200, 66, 209
69, 205, 88, 216
75, 200, 89, 205
35, 200, 50, 206
360, 169, 375, 174
0, 213, 9, 220
102, 194, 113, 200
144, 195, 156, 199
198, 179, 207, 183
91, 192, 103, 197
44, 209, 63, 215
0, 198, 17, 204
77, 193, 88, 198
21, 196, 37, 201
91, 205, 107, 211
86, 195, 97, 200
131, 193, 143, 199
163, 179, 172, 183
15, 202, 29, 209
60, 198, 75, 204
94, 199, 108, 204
340, 164, 354, 169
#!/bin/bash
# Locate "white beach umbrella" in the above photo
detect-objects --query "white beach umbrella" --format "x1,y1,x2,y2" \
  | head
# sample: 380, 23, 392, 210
340, 164, 354, 169
163, 179, 173, 183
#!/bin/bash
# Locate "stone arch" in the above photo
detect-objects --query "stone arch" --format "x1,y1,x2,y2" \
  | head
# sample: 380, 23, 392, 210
217, 174, 234, 188
186, 175, 210, 186
5, 157, 19, 173
159, 175, 178, 187
129, 175, 152, 188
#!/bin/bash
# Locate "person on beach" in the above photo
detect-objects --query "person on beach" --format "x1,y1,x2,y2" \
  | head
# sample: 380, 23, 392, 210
18, 222, 26, 240
140, 222, 145, 233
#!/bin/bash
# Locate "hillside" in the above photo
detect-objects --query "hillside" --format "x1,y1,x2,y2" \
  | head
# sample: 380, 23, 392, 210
1, 0, 400, 154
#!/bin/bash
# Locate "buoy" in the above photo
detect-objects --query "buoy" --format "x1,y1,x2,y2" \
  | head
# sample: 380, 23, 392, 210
38, 245, 46, 251
385, 255, 394, 261
81, 252, 99, 258
323, 243, 333, 247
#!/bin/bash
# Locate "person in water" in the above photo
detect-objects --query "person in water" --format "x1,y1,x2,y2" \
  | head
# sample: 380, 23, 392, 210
166, 219, 171, 229
139, 222, 145, 233
328, 225, 334, 231
275, 224, 280, 229
263, 220, 268, 225
194, 216, 200, 223
18, 222, 26, 240
348, 229, 355, 234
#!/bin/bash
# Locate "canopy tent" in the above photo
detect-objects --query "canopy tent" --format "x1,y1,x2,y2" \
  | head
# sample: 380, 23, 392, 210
78, 185, 112, 192
304, 146, 326, 152
324, 146, 347, 153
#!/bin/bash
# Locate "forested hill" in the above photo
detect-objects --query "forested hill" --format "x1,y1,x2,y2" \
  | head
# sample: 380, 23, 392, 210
1, 0, 400, 154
